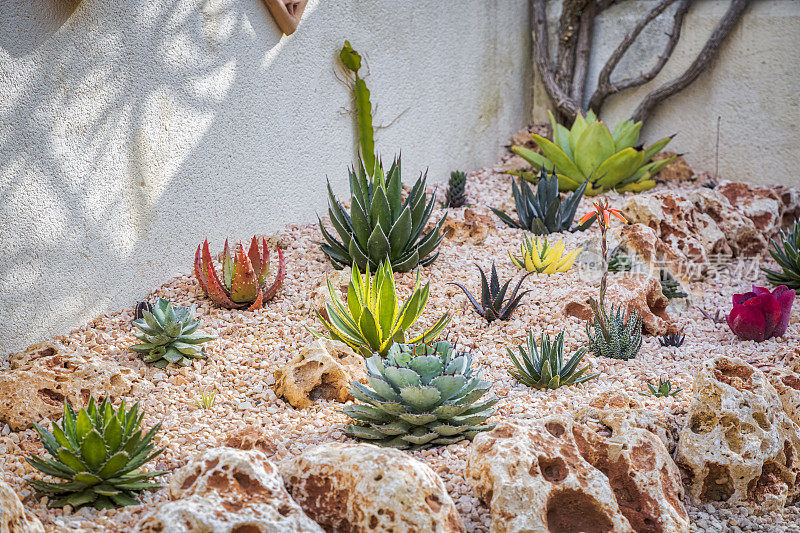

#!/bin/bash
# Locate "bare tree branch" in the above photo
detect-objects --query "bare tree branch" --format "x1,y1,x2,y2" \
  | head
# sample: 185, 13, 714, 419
555, 0, 590, 91
632, 0, 753, 122
588, 0, 687, 112
531, 0, 580, 121
570, 3, 596, 105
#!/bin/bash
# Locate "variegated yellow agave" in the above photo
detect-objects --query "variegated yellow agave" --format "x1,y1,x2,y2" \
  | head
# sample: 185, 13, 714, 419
509, 237, 581, 274
310, 261, 451, 357
512, 110, 675, 195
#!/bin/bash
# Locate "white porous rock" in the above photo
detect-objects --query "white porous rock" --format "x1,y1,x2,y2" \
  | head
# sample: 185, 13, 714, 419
0, 481, 45, 533
675, 356, 800, 509
466, 418, 689, 533
135, 447, 322, 533
282, 442, 465, 532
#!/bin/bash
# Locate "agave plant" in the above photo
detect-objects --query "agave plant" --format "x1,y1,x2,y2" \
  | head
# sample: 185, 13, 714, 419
194, 237, 285, 310
343, 339, 497, 449
762, 219, 800, 290
586, 304, 643, 360
310, 261, 450, 357
26, 398, 166, 509
445, 170, 468, 208
509, 236, 581, 274
490, 170, 594, 234
512, 111, 675, 195
320, 157, 447, 272
639, 378, 682, 397
448, 263, 533, 323
658, 331, 685, 347
129, 297, 215, 368
508, 331, 599, 390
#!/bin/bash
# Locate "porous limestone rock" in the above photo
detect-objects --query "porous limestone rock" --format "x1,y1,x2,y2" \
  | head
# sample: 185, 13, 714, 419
564, 273, 675, 335
716, 180, 800, 234
0, 481, 45, 533
654, 152, 694, 183
615, 223, 691, 288
223, 426, 279, 457
442, 208, 492, 246
763, 366, 800, 428
466, 419, 688, 533
135, 447, 322, 533
273, 339, 367, 409
0, 342, 135, 430
675, 356, 800, 509
282, 442, 465, 533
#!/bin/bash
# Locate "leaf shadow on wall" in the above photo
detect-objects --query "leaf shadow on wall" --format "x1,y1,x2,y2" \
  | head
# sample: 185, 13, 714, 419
0, 0, 325, 353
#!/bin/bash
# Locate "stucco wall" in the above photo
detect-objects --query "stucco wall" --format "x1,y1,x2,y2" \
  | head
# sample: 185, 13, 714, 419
0, 0, 532, 354
532, 0, 800, 187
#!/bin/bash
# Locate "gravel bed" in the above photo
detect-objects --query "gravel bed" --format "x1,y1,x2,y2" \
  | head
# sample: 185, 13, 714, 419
1, 162, 798, 532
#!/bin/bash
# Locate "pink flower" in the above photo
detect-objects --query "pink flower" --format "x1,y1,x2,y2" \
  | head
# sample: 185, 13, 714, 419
727, 285, 795, 342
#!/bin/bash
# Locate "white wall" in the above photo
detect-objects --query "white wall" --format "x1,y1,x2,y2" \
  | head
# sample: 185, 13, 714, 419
0, 0, 532, 354
533, 0, 800, 187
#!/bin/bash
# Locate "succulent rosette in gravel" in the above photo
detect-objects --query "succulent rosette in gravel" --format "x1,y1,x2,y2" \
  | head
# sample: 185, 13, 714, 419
727, 285, 795, 342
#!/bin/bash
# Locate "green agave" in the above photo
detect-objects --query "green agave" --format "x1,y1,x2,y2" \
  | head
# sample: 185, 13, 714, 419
310, 261, 450, 357
129, 297, 215, 368
508, 331, 599, 390
26, 398, 166, 509
320, 156, 447, 272
762, 219, 800, 290
639, 378, 683, 397
512, 110, 675, 195
343, 340, 497, 449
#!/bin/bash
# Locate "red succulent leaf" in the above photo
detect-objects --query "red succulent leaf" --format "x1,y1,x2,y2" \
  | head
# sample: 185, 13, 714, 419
204, 252, 238, 308
248, 236, 263, 281
727, 304, 767, 342
194, 242, 209, 296
246, 288, 264, 311
262, 247, 285, 302
230, 244, 259, 304
772, 285, 796, 338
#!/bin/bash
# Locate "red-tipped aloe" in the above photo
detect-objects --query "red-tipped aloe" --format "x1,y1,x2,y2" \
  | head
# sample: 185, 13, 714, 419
194, 237, 285, 310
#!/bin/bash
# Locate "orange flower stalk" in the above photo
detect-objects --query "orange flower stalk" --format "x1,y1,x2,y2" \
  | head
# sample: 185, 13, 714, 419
581, 200, 627, 313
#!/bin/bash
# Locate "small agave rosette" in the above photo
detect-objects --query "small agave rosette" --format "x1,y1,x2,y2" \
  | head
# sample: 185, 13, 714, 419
343, 341, 497, 449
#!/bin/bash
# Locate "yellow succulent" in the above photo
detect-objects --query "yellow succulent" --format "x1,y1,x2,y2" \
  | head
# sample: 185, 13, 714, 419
509, 237, 581, 274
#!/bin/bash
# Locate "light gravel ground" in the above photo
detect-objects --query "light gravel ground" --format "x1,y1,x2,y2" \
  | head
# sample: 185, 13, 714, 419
1, 163, 798, 532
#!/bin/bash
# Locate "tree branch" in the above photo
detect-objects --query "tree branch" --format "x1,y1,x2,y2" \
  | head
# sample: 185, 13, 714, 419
570, 3, 596, 106
531, 0, 580, 121
588, 0, 684, 113
632, 0, 753, 123
555, 0, 590, 92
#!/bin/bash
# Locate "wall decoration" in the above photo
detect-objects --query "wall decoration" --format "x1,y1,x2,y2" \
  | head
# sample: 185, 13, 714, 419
263, 0, 308, 36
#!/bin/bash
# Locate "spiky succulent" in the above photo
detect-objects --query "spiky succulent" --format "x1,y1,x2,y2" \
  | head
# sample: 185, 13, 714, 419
448, 263, 533, 323
343, 339, 497, 449
508, 331, 599, 390
310, 261, 450, 357
586, 303, 642, 360
509, 236, 581, 274
129, 297, 215, 368
660, 271, 687, 299
512, 110, 675, 195
639, 378, 682, 397
490, 170, 594, 234
658, 331, 685, 347
320, 157, 447, 272
445, 170, 468, 208
194, 236, 285, 310
26, 398, 166, 509
608, 250, 633, 273
763, 220, 800, 290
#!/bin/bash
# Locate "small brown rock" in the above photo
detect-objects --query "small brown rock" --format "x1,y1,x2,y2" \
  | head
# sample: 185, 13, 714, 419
0, 480, 45, 533
442, 208, 493, 246
273, 339, 366, 409
0, 342, 135, 430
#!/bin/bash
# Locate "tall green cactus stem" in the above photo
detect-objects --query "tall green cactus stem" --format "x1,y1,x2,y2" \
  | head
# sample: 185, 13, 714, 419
340, 41, 376, 175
